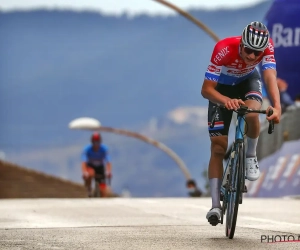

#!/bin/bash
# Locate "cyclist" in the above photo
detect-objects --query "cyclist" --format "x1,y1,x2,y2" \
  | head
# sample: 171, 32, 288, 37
201, 21, 281, 225
81, 132, 112, 197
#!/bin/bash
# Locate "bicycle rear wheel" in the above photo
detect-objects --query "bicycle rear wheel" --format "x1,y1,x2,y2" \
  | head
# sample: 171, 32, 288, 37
226, 142, 244, 239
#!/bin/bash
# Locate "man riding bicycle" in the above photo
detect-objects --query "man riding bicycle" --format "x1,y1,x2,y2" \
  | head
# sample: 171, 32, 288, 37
81, 132, 112, 197
201, 21, 281, 225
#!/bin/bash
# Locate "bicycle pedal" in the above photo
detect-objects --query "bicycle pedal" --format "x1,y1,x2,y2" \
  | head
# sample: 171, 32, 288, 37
243, 185, 248, 193
208, 215, 220, 226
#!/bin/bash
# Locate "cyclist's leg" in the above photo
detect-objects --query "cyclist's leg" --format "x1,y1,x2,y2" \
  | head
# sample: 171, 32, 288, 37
238, 69, 263, 180
209, 136, 228, 202
94, 165, 107, 197
83, 165, 95, 197
207, 95, 234, 223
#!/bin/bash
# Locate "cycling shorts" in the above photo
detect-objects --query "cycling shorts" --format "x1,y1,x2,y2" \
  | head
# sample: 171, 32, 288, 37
87, 163, 106, 184
207, 69, 263, 137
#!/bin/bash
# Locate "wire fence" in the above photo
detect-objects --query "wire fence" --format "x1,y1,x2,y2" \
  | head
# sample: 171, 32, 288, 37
257, 106, 300, 160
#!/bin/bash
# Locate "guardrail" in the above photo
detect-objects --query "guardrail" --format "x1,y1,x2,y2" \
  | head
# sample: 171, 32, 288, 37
257, 106, 300, 160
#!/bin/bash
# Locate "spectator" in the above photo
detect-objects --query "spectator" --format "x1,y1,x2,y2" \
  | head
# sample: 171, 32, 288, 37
294, 94, 300, 107
277, 78, 294, 112
186, 179, 202, 197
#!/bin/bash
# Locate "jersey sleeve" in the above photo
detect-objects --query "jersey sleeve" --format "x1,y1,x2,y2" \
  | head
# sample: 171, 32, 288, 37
204, 41, 228, 82
102, 144, 111, 163
261, 38, 276, 71
81, 145, 89, 162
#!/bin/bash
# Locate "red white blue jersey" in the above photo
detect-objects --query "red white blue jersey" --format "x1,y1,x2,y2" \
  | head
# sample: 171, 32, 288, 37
204, 36, 276, 85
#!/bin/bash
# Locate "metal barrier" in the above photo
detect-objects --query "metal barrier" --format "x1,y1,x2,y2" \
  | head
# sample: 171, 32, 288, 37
257, 106, 300, 160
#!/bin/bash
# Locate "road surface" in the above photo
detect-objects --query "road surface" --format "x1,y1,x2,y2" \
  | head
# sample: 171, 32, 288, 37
0, 198, 299, 249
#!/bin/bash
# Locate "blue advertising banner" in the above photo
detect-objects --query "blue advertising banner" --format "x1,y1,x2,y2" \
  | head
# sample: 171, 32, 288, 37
264, 0, 300, 100
245, 139, 300, 198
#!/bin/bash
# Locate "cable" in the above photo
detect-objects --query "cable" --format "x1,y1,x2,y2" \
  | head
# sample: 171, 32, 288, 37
242, 116, 248, 136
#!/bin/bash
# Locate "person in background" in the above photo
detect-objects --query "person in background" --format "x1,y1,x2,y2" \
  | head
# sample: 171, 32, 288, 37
81, 132, 112, 197
186, 179, 202, 197
276, 78, 294, 112
294, 94, 300, 107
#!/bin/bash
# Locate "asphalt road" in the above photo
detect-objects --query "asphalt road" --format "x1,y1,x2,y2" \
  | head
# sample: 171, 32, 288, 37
0, 198, 299, 249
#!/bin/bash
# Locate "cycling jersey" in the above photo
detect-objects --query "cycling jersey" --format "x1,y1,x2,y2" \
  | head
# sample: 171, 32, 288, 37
204, 36, 276, 85
81, 144, 110, 166
207, 69, 262, 137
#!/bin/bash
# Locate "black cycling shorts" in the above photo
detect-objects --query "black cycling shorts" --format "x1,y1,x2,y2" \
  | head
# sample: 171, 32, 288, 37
207, 70, 263, 137
87, 163, 106, 183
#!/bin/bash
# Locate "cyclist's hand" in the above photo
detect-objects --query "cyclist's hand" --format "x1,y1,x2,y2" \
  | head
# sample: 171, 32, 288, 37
224, 99, 245, 110
266, 106, 281, 124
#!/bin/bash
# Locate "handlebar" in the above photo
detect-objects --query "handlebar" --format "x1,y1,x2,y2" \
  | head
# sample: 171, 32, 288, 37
210, 104, 274, 134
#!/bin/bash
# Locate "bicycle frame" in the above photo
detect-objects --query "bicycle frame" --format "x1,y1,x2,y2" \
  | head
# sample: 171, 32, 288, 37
221, 114, 246, 194
235, 115, 245, 142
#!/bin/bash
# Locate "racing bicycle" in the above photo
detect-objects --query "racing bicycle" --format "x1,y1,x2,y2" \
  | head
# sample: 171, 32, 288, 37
209, 104, 274, 239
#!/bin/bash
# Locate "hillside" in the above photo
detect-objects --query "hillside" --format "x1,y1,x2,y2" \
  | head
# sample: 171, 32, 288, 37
0, 160, 86, 198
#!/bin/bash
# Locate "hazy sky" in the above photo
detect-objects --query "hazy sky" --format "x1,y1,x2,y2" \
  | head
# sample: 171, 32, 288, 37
1, 0, 267, 15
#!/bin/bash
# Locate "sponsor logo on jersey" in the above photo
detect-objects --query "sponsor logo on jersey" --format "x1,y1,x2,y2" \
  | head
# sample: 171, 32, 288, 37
206, 64, 221, 74
263, 55, 276, 63
208, 65, 217, 72
213, 46, 230, 64
226, 67, 254, 76
268, 42, 274, 52
257, 80, 262, 93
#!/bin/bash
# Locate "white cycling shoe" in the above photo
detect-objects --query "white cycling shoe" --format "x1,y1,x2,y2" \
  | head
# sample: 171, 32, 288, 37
246, 157, 260, 181
206, 207, 221, 226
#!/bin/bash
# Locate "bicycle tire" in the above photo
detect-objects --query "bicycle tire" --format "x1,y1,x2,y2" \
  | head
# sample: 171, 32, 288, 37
223, 145, 235, 237
226, 142, 243, 239
221, 155, 231, 233
239, 143, 246, 205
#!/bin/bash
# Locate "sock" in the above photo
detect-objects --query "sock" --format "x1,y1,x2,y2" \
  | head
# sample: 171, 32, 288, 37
209, 178, 222, 208
246, 136, 258, 158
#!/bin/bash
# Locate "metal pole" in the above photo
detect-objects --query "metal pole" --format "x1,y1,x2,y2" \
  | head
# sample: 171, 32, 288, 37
153, 0, 220, 42
71, 125, 192, 180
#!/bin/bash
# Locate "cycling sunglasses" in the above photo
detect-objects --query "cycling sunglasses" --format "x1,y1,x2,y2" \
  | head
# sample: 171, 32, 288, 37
243, 45, 263, 56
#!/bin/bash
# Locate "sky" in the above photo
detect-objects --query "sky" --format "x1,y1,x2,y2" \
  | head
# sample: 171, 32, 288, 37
1, 0, 268, 16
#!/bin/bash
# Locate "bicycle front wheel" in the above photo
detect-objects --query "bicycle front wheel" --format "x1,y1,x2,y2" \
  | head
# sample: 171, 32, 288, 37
226, 142, 244, 239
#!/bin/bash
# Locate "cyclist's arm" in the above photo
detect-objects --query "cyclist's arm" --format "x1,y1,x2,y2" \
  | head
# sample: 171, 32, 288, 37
81, 147, 89, 174
201, 79, 230, 105
103, 145, 112, 177
201, 79, 244, 109
263, 69, 281, 123
106, 162, 112, 175
82, 162, 88, 173
263, 69, 280, 109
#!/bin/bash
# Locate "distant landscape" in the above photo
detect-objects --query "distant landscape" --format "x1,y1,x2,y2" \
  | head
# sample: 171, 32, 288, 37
0, 1, 273, 196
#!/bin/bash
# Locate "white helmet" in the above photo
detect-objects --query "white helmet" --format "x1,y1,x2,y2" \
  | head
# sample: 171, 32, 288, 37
242, 21, 269, 51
